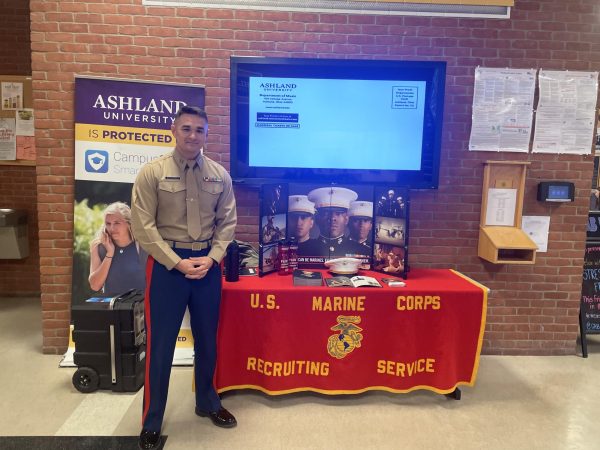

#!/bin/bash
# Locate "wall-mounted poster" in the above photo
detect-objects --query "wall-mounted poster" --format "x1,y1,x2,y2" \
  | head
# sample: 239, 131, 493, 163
372, 186, 409, 279
468, 67, 535, 153
287, 183, 373, 269
0, 118, 16, 160
532, 70, 599, 155
1, 81, 23, 110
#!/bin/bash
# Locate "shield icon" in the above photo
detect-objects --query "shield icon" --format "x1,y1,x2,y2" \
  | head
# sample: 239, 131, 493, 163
85, 150, 108, 172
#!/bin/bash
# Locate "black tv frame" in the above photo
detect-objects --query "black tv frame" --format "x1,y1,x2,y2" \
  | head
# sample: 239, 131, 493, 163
230, 56, 446, 189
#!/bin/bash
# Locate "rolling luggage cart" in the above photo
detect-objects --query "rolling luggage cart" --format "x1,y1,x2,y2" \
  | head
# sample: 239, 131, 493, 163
71, 289, 146, 393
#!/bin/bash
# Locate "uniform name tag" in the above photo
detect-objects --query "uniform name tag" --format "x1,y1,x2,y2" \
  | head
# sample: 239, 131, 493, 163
164, 176, 180, 180
203, 176, 223, 182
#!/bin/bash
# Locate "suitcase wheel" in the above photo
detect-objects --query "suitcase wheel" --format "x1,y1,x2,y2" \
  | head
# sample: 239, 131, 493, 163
72, 367, 100, 393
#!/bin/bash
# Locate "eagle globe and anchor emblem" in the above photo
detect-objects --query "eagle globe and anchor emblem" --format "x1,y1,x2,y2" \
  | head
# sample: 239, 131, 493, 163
327, 315, 363, 359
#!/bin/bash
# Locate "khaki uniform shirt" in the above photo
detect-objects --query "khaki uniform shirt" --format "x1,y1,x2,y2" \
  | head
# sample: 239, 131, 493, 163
131, 150, 237, 270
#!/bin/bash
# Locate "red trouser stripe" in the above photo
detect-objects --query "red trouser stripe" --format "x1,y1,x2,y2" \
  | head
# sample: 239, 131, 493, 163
141, 256, 155, 426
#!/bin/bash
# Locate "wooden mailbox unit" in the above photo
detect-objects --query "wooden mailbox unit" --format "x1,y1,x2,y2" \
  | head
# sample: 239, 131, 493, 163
478, 161, 537, 264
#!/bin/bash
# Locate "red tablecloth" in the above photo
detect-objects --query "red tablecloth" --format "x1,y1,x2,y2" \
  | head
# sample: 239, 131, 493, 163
215, 269, 487, 395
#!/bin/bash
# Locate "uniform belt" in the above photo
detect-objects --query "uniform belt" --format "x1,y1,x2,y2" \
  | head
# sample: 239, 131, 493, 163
164, 239, 211, 251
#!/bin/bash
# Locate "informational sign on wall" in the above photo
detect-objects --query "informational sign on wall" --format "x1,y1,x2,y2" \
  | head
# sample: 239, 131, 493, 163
533, 70, 599, 155
468, 67, 535, 153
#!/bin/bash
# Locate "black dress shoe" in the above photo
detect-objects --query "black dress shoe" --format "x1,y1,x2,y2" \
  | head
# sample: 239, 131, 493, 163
139, 429, 161, 449
195, 406, 237, 428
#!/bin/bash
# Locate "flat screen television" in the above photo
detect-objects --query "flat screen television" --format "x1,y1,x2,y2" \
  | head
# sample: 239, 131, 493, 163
230, 56, 446, 189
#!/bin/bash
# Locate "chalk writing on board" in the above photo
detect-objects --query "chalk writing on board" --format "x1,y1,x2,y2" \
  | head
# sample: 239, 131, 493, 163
581, 242, 600, 333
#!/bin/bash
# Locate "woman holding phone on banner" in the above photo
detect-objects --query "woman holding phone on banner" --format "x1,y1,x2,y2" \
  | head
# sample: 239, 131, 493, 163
88, 201, 147, 297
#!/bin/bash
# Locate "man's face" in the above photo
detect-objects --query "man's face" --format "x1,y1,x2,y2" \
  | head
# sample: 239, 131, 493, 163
289, 212, 314, 242
316, 207, 348, 238
171, 113, 208, 160
350, 217, 372, 241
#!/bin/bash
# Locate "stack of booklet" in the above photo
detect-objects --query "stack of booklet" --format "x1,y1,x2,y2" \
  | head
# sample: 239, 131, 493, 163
293, 269, 324, 286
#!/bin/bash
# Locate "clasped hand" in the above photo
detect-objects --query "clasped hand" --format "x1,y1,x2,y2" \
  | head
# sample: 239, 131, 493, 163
176, 256, 213, 279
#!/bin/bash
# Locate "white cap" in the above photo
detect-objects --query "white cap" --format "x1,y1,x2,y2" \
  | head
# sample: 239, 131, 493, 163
288, 195, 315, 215
324, 257, 362, 274
349, 201, 373, 218
307, 187, 358, 210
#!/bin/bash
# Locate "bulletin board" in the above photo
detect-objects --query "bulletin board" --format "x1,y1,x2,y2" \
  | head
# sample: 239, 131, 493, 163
0, 75, 35, 165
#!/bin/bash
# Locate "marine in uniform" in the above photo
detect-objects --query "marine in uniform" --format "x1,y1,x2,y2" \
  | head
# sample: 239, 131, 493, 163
306, 187, 368, 259
287, 195, 315, 255
261, 215, 282, 243
348, 200, 374, 250
131, 106, 237, 450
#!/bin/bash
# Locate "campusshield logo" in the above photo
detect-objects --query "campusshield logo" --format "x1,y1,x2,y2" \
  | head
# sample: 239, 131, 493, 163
85, 150, 109, 173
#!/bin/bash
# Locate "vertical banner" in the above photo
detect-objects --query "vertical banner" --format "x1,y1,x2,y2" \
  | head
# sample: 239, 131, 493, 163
66, 76, 205, 366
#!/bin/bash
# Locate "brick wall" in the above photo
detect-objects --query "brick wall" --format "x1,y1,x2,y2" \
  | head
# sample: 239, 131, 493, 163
0, 0, 31, 75
30, 0, 600, 354
0, 0, 39, 296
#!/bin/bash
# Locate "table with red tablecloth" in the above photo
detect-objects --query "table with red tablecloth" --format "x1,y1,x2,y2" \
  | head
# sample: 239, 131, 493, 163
215, 269, 487, 396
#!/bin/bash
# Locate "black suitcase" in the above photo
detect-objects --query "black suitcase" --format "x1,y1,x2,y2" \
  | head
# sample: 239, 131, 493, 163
71, 289, 146, 393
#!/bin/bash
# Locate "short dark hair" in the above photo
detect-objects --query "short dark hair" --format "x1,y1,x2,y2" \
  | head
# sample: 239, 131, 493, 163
174, 105, 208, 122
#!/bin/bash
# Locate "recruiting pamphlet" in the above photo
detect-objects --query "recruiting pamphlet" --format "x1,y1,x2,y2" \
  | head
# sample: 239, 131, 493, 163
325, 275, 382, 288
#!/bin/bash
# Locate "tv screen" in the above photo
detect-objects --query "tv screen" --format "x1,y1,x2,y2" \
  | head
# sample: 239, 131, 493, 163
230, 56, 446, 188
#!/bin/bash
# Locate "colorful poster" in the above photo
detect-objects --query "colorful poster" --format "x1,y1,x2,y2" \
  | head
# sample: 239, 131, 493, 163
64, 77, 205, 367
1, 81, 23, 110
286, 183, 374, 269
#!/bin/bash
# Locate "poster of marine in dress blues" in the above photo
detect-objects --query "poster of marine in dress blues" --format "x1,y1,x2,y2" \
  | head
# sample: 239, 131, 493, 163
66, 76, 205, 366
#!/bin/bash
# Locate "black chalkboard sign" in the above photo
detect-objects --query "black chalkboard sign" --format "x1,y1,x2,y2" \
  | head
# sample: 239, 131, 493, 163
580, 242, 600, 357
586, 212, 600, 240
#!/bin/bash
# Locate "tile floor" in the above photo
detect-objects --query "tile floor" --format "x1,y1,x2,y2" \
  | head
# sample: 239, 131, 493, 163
1, 296, 599, 450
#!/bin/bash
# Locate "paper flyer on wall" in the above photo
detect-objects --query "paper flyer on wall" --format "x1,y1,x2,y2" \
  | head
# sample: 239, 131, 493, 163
521, 216, 549, 253
532, 70, 599, 155
1, 81, 23, 110
0, 118, 16, 160
15, 108, 35, 136
16, 136, 35, 160
469, 67, 535, 153
485, 188, 517, 226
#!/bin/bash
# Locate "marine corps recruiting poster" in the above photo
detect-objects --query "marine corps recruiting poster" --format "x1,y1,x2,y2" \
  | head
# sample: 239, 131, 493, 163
65, 76, 205, 365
